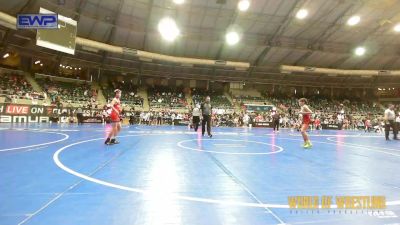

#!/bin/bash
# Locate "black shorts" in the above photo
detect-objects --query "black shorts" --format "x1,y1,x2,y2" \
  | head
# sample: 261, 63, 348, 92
193, 116, 200, 123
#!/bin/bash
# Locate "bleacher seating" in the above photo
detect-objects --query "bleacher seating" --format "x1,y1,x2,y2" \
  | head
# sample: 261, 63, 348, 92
191, 88, 232, 109
261, 96, 382, 118
103, 80, 144, 107
234, 95, 267, 104
148, 85, 187, 109
37, 77, 96, 105
0, 72, 43, 103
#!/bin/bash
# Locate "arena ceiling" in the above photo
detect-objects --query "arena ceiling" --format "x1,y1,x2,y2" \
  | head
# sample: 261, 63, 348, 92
0, 0, 400, 87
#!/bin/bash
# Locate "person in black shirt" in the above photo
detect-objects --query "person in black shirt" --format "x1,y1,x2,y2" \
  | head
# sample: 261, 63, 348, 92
272, 110, 280, 132
201, 96, 213, 138
76, 106, 83, 125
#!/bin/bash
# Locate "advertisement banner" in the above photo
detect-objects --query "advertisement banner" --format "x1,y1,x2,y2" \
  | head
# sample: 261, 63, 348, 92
254, 122, 272, 128
0, 103, 102, 123
321, 123, 342, 130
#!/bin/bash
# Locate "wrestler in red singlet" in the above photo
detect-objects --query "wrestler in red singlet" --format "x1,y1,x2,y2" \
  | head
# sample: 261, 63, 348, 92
110, 98, 121, 122
105, 89, 122, 145
302, 112, 311, 125
299, 98, 313, 149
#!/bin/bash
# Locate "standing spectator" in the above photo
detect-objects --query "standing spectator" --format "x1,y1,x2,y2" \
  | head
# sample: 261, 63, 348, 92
76, 106, 83, 125
171, 113, 176, 125
201, 96, 213, 138
396, 112, 400, 138
337, 113, 344, 130
365, 119, 372, 132
314, 117, 322, 130
272, 110, 280, 132
384, 104, 398, 141
243, 113, 250, 127
192, 105, 201, 132
157, 111, 163, 125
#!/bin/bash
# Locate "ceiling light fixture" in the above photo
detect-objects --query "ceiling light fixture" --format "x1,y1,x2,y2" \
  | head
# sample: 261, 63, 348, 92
158, 17, 180, 42
354, 46, 366, 56
394, 23, 400, 32
238, 0, 250, 12
173, 0, 184, 5
347, 15, 361, 26
226, 31, 240, 46
296, 9, 308, 20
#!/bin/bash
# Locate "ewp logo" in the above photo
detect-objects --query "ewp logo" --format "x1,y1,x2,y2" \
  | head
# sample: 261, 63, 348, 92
17, 14, 58, 29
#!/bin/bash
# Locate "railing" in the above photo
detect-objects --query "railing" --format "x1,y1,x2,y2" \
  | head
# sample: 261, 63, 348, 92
236, 99, 270, 104
0, 89, 46, 100
62, 99, 94, 105
121, 100, 144, 106
0, 67, 25, 75
35, 73, 91, 84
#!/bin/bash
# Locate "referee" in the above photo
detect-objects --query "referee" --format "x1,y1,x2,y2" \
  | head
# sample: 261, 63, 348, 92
76, 106, 83, 125
384, 104, 398, 141
201, 96, 213, 138
396, 112, 400, 139
272, 109, 280, 132
192, 104, 201, 132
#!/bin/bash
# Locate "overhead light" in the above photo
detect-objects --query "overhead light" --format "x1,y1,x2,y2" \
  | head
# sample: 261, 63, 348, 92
158, 17, 180, 42
226, 31, 240, 46
347, 15, 360, 26
34, 60, 41, 64
3, 53, 9, 59
40, 63, 43, 66
354, 46, 366, 56
74, 68, 77, 70
394, 23, 400, 32
60, 64, 62, 66
78, 67, 81, 70
238, 0, 250, 12
296, 9, 308, 20
173, 0, 184, 4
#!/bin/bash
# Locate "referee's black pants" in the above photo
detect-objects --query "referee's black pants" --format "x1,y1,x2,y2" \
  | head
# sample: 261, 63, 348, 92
272, 119, 280, 131
77, 113, 83, 125
202, 115, 211, 136
396, 122, 400, 136
193, 116, 200, 131
385, 120, 398, 140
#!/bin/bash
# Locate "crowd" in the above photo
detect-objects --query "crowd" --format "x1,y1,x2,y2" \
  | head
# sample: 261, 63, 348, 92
0, 73, 45, 103
104, 80, 144, 107
234, 95, 265, 103
238, 96, 396, 131
1, 71, 398, 133
36, 78, 97, 107
192, 88, 232, 109
127, 110, 190, 125
148, 85, 187, 109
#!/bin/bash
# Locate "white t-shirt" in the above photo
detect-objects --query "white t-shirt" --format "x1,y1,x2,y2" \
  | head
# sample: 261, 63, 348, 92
337, 114, 344, 122
396, 116, 400, 123
192, 107, 201, 117
385, 109, 395, 120
243, 114, 249, 123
